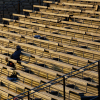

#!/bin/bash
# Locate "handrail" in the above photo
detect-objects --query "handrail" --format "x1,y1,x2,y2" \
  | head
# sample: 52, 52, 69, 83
8, 60, 99, 99
90, 96, 98, 100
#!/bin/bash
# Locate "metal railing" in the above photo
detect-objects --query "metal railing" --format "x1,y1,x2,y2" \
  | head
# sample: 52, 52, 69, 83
90, 96, 99, 100
8, 60, 99, 100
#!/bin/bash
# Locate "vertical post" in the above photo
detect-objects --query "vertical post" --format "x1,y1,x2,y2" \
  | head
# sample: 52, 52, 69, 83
63, 76, 65, 100
32, 0, 34, 10
39, 0, 41, 5
28, 91, 30, 100
18, 0, 20, 14
98, 61, 100, 100
3, 1, 4, 18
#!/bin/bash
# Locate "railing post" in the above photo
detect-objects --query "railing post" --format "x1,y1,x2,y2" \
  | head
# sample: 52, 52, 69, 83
63, 76, 65, 100
18, 0, 20, 14
28, 91, 30, 100
98, 61, 100, 100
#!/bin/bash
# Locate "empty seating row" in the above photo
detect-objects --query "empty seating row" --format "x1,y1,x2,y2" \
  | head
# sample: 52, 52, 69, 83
12, 13, 100, 37
34, 5, 100, 17
23, 8, 100, 26
67, 77, 98, 94
1, 21, 100, 52
43, 0, 94, 8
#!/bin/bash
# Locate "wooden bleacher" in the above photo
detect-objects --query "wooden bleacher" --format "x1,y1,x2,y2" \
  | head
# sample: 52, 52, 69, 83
0, 0, 100, 99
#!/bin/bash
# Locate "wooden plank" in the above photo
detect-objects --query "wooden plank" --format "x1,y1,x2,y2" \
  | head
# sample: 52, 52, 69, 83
72, 15, 100, 22
13, 13, 58, 22
61, 21, 99, 29
0, 90, 8, 96
0, 86, 19, 96
47, 25, 85, 34
13, 13, 25, 17
48, 7, 81, 13
0, 76, 25, 90
82, 10, 100, 15
62, 2, 93, 7
15, 70, 49, 83
43, 1, 55, 4
33, 5, 48, 9
23, 9, 69, 17
21, 62, 65, 76
79, 0, 100, 3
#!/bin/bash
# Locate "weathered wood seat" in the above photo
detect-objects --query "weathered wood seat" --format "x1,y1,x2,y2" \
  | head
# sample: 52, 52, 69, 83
62, 2, 94, 8
33, 5, 48, 9
1, 39, 97, 73
12, 13, 100, 35
15, 70, 49, 87
13, 13, 59, 23
0, 86, 19, 96
21, 62, 65, 80
4, 18, 100, 44
82, 10, 100, 15
82, 70, 98, 83
46, 3, 100, 14
51, 84, 84, 100
0, 90, 9, 99
47, 6, 82, 13
0, 37, 98, 70
61, 20, 99, 30
0, 44, 98, 76
44, 0, 93, 8
23, 9, 70, 18
78, 0, 100, 3
67, 77, 98, 94
0, 31, 99, 69
1, 65, 14, 76
2, 18, 46, 28
71, 15, 100, 26
0, 76, 25, 93
43, 1, 56, 4
1, 23, 100, 51
3, 17, 100, 44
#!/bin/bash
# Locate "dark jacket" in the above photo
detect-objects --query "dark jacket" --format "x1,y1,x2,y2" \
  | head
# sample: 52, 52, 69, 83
11, 49, 22, 60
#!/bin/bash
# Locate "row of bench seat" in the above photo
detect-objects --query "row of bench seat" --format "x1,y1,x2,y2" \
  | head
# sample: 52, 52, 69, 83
11, 13, 100, 37
34, 4, 100, 17
1, 20, 100, 52
0, 26, 100, 61
0, 49, 97, 98
0, 37, 98, 71
0, 0, 99, 99
0, 45, 98, 83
